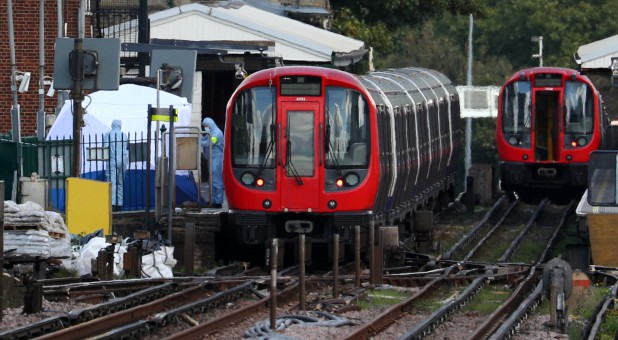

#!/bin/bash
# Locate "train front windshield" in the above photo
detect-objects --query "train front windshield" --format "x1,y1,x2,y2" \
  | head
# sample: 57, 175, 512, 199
231, 87, 276, 168
325, 87, 370, 168
564, 81, 594, 134
502, 81, 532, 135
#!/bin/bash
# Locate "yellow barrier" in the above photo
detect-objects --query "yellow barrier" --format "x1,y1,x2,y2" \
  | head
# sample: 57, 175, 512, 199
66, 177, 112, 236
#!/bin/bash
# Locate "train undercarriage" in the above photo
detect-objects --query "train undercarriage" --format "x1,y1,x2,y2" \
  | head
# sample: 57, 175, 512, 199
219, 179, 458, 268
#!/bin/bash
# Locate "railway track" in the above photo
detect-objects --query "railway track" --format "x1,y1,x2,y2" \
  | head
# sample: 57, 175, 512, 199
338, 197, 578, 339
1, 197, 607, 340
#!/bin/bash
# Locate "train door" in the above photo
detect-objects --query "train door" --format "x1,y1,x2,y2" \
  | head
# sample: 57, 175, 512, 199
279, 101, 321, 210
534, 91, 560, 161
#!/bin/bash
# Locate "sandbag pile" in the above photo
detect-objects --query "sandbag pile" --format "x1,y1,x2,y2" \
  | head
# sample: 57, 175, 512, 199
3, 201, 72, 260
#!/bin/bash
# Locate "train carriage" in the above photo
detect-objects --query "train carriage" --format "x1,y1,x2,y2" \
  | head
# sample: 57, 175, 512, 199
496, 67, 609, 200
222, 66, 461, 264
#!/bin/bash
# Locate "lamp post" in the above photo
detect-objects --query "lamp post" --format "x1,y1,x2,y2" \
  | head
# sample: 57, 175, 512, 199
531, 36, 543, 67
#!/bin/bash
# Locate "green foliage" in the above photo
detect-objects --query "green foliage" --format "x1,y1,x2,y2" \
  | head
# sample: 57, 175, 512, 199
331, 7, 394, 58
331, 0, 618, 86
477, 0, 618, 71
471, 118, 498, 165
330, 0, 484, 29
379, 21, 467, 82
329, 0, 618, 188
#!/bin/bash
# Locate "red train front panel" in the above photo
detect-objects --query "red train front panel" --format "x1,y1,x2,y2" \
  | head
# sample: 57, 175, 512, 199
223, 67, 380, 217
496, 67, 602, 191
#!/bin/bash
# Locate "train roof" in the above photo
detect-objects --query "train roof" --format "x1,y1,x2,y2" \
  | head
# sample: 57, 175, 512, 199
242, 66, 363, 86
237, 66, 457, 107
360, 67, 453, 92
358, 67, 456, 105
505, 67, 589, 81
502, 67, 598, 91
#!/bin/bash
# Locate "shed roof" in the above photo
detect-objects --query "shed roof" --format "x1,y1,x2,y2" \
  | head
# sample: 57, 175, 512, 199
575, 35, 618, 70
148, 1, 366, 66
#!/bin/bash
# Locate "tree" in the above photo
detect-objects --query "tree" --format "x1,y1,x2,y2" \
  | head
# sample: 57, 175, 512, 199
476, 0, 618, 70
330, 0, 483, 28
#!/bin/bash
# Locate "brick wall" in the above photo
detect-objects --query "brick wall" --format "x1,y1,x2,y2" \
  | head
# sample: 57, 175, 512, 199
0, 0, 87, 136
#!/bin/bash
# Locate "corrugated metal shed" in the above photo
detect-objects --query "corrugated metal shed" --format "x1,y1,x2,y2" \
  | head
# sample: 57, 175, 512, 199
575, 35, 618, 70
147, 1, 366, 66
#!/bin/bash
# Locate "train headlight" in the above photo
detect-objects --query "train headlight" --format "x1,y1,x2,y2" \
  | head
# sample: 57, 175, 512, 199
571, 141, 577, 148
508, 136, 518, 145
344, 173, 360, 186
256, 178, 265, 187
328, 200, 337, 209
241, 172, 255, 186
577, 137, 587, 146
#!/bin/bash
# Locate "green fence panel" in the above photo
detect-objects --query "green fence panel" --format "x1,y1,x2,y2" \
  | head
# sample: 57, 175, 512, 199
22, 136, 39, 178
0, 140, 18, 200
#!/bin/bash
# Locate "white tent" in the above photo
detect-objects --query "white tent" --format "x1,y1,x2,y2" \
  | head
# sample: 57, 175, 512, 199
48, 84, 191, 139
47, 84, 193, 171
46, 84, 201, 211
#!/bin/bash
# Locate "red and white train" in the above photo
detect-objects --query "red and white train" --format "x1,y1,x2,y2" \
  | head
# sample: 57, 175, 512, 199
222, 66, 461, 263
496, 67, 609, 200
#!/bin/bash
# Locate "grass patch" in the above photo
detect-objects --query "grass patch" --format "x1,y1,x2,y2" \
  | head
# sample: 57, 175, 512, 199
472, 222, 524, 262
550, 215, 586, 259
50, 266, 79, 278
432, 206, 493, 255
411, 286, 467, 312
599, 309, 618, 339
461, 285, 511, 315
566, 285, 612, 340
356, 289, 411, 309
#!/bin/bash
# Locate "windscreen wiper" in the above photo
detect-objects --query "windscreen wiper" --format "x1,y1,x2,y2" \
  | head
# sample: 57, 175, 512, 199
257, 124, 275, 176
325, 124, 342, 176
286, 140, 304, 185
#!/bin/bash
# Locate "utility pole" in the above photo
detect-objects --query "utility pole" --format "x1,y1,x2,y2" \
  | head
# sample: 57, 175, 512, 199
464, 14, 473, 189
71, 1, 86, 177
531, 36, 543, 67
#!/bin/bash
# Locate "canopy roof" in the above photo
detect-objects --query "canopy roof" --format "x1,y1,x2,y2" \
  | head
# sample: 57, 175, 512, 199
146, 1, 366, 66
575, 35, 618, 70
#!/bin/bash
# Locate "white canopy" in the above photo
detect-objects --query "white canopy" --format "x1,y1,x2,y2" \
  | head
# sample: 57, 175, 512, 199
575, 35, 618, 70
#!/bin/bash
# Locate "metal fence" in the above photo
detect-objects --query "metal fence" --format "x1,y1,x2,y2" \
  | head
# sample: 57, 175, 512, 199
1, 132, 205, 213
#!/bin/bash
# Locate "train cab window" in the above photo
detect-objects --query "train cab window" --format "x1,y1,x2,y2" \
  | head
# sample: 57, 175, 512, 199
287, 111, 314, 177
564, 81, 594, 134
324, 87, 370, 168
231, 87, 276, 168
502, 81, 532, 134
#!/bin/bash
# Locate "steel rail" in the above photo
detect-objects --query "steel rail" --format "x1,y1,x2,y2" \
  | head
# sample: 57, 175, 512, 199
582, 272, 618, 340
33, 281, 252, 340
443, 195, 508, 260
398, 276, 487, 339
471, 200, 574, 339
498, 198, 549, 263
0, 282, 178, 340
162, 280, 302, 339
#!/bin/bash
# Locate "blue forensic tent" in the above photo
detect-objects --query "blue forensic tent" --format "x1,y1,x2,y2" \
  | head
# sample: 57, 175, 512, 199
46, 84, 201, 211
